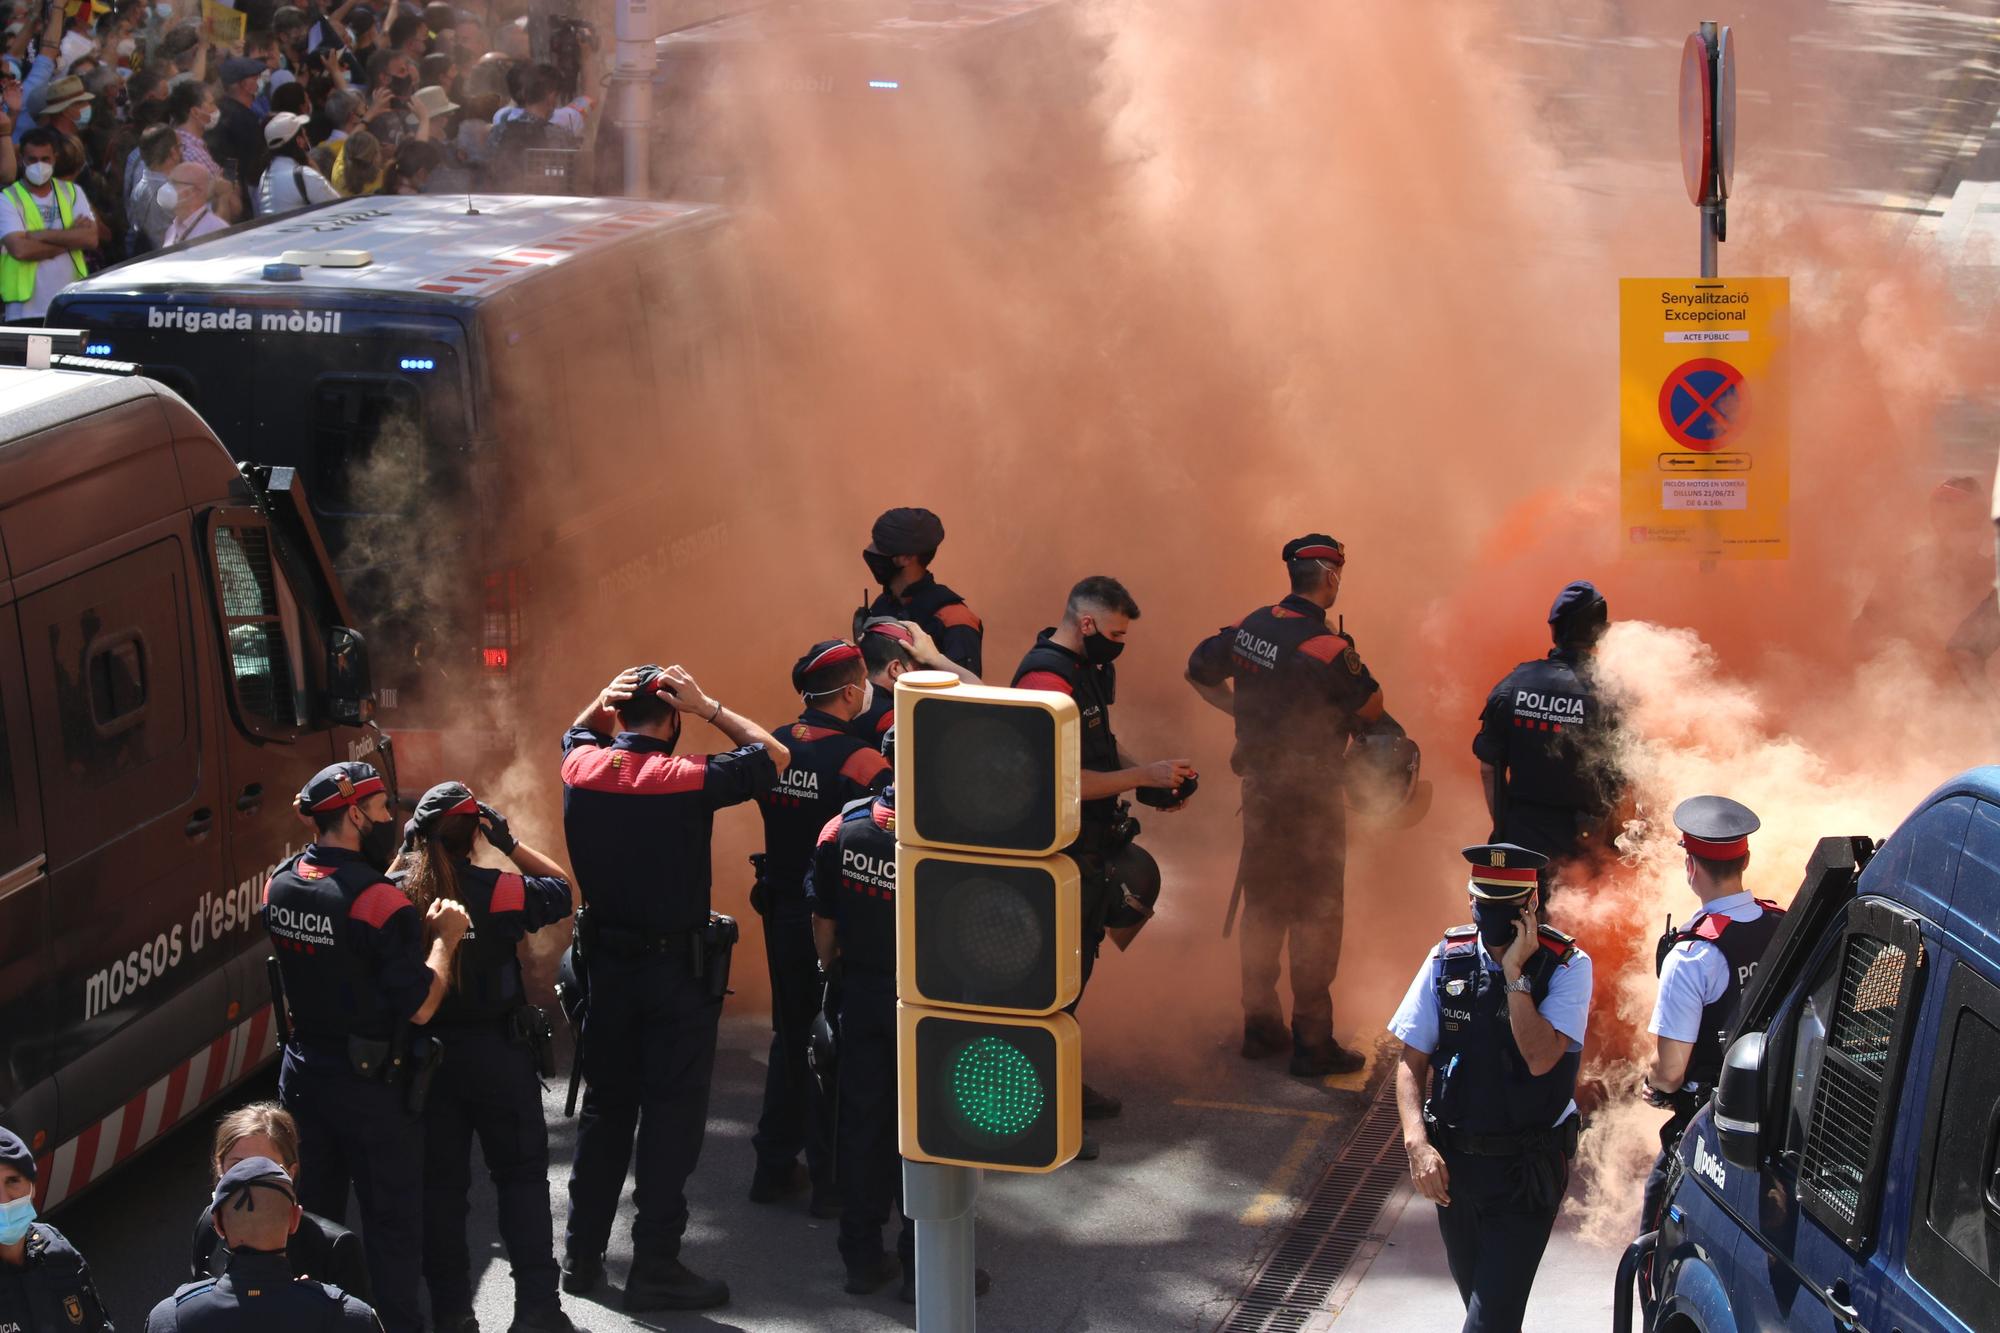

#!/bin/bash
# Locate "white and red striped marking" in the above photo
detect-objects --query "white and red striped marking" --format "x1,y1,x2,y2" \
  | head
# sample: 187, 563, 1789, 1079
414, 211, 658, 296
32, 1005, 275, 1210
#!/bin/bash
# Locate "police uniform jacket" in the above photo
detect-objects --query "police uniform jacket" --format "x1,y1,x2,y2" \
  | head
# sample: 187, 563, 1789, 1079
1013, 631, 1121, 835
145, 1248, 379, 1331
0, 1223, 112, 1332
1186, 594, 1380, 786
805, 791, 897, 982
1471, 647, 1618, 856
866, 574, 983, 677
188, 1207, 368, 1299
560, 727, 777, 933
849, 691, 894, 743
263, 845, 434, 1049
396, 859, 571, 1025
1650, 891, 1784, 1091
755, 708, 892, 911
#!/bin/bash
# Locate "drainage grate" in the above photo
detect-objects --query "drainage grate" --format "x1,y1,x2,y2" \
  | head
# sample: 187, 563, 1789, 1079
1215, 1078, 1408, 1332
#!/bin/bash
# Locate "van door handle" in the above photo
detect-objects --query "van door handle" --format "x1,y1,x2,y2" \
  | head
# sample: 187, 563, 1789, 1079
236, 783, 263, 813
185, 809, 215, 840
1824, 1280, 1860, 1328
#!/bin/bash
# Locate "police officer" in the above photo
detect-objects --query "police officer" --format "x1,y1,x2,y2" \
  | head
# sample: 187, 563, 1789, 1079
1473, 580, 1623, 883
268, 762, 469, 1333
853, 617, 980, 742
749, 641, 892, 1215
1015, 576, 1194, 1127
1187, 534, 1385, 1075
806, 733, 989, 1303
0, 1126, 112, 1332
859, 508, 984, 676
1389, 845, 1591, 1333
560, 664, 790, 1310
391, 783, 579, 1333
1640, 796, 1783, 1231
146, 1156, 380, 1331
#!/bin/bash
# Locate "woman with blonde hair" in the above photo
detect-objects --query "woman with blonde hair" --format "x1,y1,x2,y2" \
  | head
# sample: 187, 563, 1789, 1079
189, 1101, 370, 1294
331, 129, 385, 195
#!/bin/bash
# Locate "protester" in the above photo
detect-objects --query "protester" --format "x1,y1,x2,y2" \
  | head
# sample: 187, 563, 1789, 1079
258, 108, 337, 213
160, 158, 227, 245
331, 126, 381, 193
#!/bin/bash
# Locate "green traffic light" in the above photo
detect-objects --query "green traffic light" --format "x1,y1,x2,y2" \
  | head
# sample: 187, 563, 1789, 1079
949, 1034, 1045, 1137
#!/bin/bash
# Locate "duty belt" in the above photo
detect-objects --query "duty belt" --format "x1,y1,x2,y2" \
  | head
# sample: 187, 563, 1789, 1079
579, 916, 698, 958
1428, 1118, 1579, 1158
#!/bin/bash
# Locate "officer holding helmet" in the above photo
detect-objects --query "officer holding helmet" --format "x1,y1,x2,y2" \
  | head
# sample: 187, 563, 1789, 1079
267, 762, 470, 1333
1388, 844, 1591, 1333
858, 508, 984, 676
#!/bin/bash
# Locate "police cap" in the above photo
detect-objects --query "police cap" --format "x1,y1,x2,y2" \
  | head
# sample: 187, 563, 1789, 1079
1282, 533, 1346, 566
869, 508, 946, 557
295, 762, 387, 815
793, 639, 864, 696
1461, 843, 1549, 900
0, 1125, 34, 1180
212, 1155, 296, 1213
404, 781, 478, 845
1673, 795, 1759, 860
1548, 579, 1609, 642
624, 664, 673, 699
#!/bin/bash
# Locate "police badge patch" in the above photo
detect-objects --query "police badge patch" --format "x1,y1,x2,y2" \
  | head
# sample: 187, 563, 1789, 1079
1445, 979, 1466, 996
1489, 850, 1505, 867
1341, 647, 1362, 675
65, 1296, 83, 1324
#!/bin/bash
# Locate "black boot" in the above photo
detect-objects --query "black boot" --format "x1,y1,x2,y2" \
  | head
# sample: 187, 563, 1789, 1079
1080, 1083, 1122, 1120
560, 1254, 603, 1296
1289, 1039, 1367, 1077
1241, 1017, 1289, 1059
508, 1303, 584, 1333
748, 1159, 808, 1204
843, 1253, 899, 1295
623, 1255, 730, 1312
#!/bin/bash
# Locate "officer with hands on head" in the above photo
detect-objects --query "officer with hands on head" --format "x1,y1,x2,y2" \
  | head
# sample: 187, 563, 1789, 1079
267, 762, 469, 1333
0, 1126, 113, 1332
390, 783, 581, 1333
1640, 796, 1783, 1231
1187, 534, 1384, 1076
859, 507, 983, 677
1014, 576, 1193, 1130
1390, 844, 1592, 1333
748, 640, 891, 1217
560, 665, 790, 1311
147, 1156, 381, 1331
852, 617, 978, 741
1474, 580, 1623, 885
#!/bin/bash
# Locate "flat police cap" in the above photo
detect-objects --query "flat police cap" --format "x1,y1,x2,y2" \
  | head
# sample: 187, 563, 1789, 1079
1282, 533, 1346, 566
1547, 580, 1607, 626
861, 617, 914, 645
793, 639, 863, 695
623, 664, 673, 701
1462, 843, 1550, 900
212, 1155, 296, 1213
295, 761, 386, 815
1674, 795, 1760, 860
0, 1125, 35, 1181
404, 781, 478, 845
869, 508, 946, 556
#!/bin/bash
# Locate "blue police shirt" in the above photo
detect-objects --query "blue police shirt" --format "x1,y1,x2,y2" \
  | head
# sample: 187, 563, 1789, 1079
1649, 890, 1766, 1043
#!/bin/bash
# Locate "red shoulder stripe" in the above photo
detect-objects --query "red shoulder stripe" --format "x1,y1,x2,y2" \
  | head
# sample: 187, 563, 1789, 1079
490, 873, 526, 915
791, 725, 842, 743
816, 814, 845, 846
1693, 915, 1728, 941
934, 603, 982, 631
1296, 635, 1343, 665
562, 745, 709, 796
1016, 670, 1074, 695
874, 710, 894, 735
350, 882, 413, 929
841, 748, 891, 786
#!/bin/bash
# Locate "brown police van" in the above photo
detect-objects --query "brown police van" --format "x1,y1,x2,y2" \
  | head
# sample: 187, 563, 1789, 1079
0, 362, 390, 1208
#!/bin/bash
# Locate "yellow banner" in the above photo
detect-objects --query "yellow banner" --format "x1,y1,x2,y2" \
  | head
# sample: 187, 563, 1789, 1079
1619, 277, 1790, 560
201, 0, 246, 48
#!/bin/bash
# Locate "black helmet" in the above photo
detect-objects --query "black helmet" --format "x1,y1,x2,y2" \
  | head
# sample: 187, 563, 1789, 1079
1346, 714, 1432, 827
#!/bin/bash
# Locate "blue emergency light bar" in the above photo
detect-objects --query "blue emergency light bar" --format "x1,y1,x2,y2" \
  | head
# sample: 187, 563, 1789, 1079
400, 357, 436, 372
85, 342, 112, 356
868, 79, 900, 90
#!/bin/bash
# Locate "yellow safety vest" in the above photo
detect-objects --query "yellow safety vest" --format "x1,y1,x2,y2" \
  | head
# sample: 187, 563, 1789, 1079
1, 179, 90, 305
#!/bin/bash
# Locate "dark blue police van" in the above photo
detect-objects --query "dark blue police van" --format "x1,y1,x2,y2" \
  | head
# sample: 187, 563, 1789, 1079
1623, 767, 2000, 1332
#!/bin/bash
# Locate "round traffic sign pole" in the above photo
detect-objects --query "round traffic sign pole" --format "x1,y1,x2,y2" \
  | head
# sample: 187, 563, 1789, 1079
1714, 26, 1737, 200
1679, 31, 1715, 207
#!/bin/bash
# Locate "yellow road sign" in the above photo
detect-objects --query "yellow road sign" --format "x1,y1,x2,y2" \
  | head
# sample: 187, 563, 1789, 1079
1620, 277, 1789, 559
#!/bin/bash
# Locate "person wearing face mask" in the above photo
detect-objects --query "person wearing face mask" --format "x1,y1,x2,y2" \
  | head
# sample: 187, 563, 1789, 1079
1187, 533, 1390, 1076
1639, 796, 1781, 1235
0, 1126, 112, 1332
256, 109, 337, 214
2, 127, 92, 322
1389, 843, 1590, 1333
855, 507, 983, 676
166, 79, 220, 173
263, 761, 471, 1333
158, 160, 226, 245
852, 616, 978, 742
560, 664, 789, 1310
1015, 576, 1194, 1147
747, 641, 891, 1219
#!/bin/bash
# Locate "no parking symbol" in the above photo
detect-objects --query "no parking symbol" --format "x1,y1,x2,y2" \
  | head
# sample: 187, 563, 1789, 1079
1658, 358, 1744, 451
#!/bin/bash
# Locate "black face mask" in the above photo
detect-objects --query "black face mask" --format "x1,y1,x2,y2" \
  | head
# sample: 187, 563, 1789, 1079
359, 814, 401, 872
863, 550, 900, 587
1081, 630, 1124, 665
1471, 899, 1526, 950
389, 73, 415, 96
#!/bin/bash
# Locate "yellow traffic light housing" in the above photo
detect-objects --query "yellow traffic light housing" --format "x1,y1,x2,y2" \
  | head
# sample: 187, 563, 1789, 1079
898, 1005, 1082, 1172
897, 846, 1081, 1015
894, 672, 1080, 857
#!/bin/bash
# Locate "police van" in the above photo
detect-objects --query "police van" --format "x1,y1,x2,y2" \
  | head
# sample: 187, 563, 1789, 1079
48, 194, 757, 790
0, 359, 390, 1208
1622, 767, 2000, 1332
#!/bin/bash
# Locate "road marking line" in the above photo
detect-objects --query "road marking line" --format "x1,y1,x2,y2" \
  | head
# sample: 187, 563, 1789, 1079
1172, 1099, 1335, 1227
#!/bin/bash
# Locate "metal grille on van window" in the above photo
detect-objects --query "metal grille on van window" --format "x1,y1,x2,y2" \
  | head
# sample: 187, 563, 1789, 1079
216, 526, 298, 730
1798, 935, 1908, 1228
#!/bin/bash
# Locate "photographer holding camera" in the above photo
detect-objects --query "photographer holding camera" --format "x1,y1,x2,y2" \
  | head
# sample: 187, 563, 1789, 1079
1013, 577, 1195, 1152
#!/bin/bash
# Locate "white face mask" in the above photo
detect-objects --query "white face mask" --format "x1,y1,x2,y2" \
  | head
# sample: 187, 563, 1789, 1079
22, 161, 53, 187
155, 2, 174, 17
859, 679, 875, 715
155, 181, 179, 211
76, 104, 92, 127
117, 36, 137, 56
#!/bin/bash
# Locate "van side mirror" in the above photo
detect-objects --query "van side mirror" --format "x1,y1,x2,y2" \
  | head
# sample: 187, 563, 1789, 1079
1714, 1031, 1766, 1170
326, 626, 374, 726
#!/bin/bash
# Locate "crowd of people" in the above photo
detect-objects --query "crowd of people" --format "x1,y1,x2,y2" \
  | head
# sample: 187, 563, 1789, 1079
2, 0, 605, 321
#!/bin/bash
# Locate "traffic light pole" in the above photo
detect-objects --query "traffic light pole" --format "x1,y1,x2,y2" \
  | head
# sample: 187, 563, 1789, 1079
905, 1160, 980, 1332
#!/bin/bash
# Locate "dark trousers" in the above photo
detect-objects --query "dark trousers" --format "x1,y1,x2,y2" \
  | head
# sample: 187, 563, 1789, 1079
1433, 1145, 1567, 1333
565, 952, 722, 1261
280, 1045, 424, 1333
752, 908, 833, 1190
835, 979, 912, 1270
1640, 1110, 1691, 1235
422, 1024, 558, 1315
1237, 781, 1347, 1049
